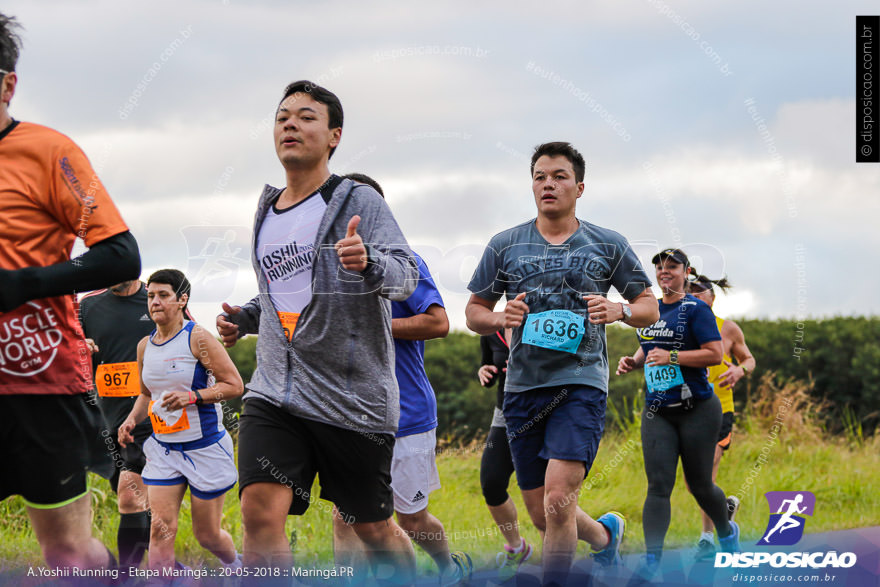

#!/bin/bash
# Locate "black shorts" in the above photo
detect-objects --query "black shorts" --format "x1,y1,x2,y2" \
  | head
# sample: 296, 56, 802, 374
104, 418, 152, 493
717, 411, 735, 450
0, 393, 114, 507
238, 398, 394, 523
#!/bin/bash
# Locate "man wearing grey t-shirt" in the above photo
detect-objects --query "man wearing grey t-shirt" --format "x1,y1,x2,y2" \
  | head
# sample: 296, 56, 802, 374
465, 141, 659, 586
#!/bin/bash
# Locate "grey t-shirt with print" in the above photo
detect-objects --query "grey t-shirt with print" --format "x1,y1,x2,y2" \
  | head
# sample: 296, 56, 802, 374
468, 219, 652, 394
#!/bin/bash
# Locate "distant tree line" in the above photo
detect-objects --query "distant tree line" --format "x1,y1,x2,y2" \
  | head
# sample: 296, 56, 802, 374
225, 317, 880, 441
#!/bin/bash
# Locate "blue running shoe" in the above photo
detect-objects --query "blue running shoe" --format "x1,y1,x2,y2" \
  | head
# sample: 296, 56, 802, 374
719, 520, 741, 553
630, 553, 660, 584
442, 551, 473, 586
591, 511, 626, 567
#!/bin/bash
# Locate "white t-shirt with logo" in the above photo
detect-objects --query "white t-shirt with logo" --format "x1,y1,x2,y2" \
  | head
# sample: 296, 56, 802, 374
257, 192, 326, 340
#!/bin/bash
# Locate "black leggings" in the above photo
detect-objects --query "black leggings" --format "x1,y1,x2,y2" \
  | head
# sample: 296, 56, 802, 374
641, 394, 732, 557
480, 426, 516, 507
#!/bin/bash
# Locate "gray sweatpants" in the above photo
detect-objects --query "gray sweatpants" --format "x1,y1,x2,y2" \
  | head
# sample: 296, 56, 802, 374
641, 394, 732, 558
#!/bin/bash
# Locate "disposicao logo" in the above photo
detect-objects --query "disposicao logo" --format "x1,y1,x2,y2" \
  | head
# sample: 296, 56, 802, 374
715, 490, 858, 569
758, 491, 815, 546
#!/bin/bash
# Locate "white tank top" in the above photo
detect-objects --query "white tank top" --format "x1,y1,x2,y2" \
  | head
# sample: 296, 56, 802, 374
142, 321, 224, 444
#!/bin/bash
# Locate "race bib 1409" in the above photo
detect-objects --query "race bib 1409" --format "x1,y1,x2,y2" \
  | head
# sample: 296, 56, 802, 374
644, 363, 684, 394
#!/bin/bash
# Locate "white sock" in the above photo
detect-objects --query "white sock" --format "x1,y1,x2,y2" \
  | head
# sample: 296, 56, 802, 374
509, 537, 525, 554
700, 532, 714, 543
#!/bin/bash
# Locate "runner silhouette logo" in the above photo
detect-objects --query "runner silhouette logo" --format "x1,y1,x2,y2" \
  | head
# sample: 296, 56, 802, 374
758, 491, 815, 546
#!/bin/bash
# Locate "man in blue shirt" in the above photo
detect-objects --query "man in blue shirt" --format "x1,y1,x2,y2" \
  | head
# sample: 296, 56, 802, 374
333, 174, 471, 585
466, 142, 659, 585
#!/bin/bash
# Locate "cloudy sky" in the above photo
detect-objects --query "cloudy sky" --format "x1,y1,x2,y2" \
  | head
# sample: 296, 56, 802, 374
6, 0, 878, 331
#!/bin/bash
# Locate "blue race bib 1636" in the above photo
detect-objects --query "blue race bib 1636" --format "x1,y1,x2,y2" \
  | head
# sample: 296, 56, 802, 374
522, 309, 585, 354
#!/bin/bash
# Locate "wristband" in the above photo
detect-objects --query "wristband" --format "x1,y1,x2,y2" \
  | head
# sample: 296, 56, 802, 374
669, 349, 679, 365
188, 391, 196, 405
193, 390, 204, 405
741, 364, 750, 376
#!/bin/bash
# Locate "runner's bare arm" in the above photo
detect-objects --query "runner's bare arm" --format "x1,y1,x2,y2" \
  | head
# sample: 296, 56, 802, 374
191, 324, 244, 403
718, 319, 756, 388
391, 304, 448, 341
159, 325, 243, 410
645, 340, 723, 368
466, 293, 528, 335
616, 346, 646, 375
0, 231, 141, 312
119, 337, 151, 447
584, 288, 658, 327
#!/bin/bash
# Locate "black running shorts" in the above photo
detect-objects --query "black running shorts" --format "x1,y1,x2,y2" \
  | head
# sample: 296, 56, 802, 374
0, 393, 114, 507
717, 411, 735, 450
238, 397, 395, 523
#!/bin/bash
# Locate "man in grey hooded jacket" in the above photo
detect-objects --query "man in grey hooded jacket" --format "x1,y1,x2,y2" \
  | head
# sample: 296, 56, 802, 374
217, 81, 418, 580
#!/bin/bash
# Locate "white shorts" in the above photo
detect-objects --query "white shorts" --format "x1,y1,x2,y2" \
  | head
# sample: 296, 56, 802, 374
142, 432, 237, 500
391, 429, 441, 514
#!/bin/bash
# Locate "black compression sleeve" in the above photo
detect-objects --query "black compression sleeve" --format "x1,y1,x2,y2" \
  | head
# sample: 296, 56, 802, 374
480, 335, 498, 388
0, 231, 141, 312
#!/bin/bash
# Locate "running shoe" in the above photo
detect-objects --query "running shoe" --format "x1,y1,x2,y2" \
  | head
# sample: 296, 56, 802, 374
495, 538, 533, 581
590, 511, 626, 567
727, 495, 741, 522
631, 553, 660, 583
441, 551, 473, 586
719, 520, 741, 553
693, 538, 716, 562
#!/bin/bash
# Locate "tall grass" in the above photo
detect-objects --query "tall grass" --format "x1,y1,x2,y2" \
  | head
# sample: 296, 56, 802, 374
2, 375, 877, 574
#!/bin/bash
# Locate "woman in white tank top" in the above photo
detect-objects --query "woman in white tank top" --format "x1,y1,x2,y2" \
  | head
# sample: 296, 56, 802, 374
119, 269, 243, 574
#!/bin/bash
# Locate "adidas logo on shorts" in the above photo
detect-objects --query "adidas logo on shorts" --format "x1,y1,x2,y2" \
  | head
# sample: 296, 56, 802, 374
412, 491, 426, 503
140, 314, 151, 321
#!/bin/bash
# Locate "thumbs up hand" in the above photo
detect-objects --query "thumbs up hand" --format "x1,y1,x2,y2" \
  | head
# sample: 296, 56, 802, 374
335, 215, 368, 272
504, 292, 529, 328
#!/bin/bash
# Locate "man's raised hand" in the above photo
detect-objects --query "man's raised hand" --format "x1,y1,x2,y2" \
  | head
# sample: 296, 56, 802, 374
336, 215, 368, 272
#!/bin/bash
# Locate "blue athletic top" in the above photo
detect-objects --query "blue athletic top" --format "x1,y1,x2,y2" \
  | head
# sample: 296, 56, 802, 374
635, 295, 721, 406
392, 253, 444, 438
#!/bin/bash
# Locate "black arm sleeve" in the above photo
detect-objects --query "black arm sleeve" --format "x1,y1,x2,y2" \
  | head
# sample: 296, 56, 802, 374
480, 334, 498, 388
0, 231, 141, 312
480, 335, 493, 367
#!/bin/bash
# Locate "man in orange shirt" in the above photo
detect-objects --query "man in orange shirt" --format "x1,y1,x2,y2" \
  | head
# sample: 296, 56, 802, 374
0, 12, 141, 569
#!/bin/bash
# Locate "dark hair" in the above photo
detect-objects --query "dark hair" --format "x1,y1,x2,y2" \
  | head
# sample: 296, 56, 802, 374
343, 173, 384, 197
278, 80, 343, 159
0, 12, 23, 74
147, 269, 192, 311
689, 273, 732, 295
530, 142, 586, 183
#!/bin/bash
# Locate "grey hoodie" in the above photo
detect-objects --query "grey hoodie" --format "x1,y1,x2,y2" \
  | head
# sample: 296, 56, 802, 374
229, 177, 418, 434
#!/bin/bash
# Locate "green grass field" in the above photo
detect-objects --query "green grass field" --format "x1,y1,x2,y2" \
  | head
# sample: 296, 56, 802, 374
2, 376, 878, 577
